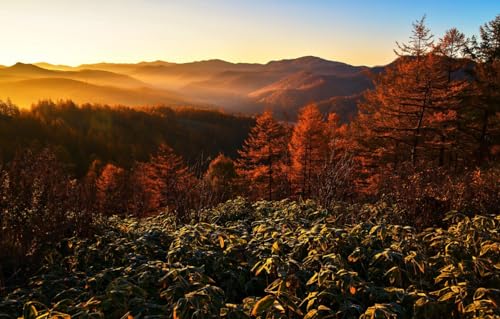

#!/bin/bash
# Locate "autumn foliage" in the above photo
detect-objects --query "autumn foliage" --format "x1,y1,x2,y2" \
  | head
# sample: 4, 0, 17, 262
236, 111, 290, 200
0, 15, 499, 300
289, 104, 329, 197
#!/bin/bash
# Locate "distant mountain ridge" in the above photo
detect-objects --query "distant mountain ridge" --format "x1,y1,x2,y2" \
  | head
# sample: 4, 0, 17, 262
1, 56, 385, 119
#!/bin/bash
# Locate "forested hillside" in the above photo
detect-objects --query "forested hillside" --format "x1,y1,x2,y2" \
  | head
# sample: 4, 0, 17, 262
0, 100, 253, 175
0, 56, 377, 118
0, 13, 499, 319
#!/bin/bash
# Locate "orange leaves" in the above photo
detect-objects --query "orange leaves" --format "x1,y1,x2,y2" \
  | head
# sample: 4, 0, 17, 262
349, 286, 357, 295
137, 144, 195, 215
431, 110, 458, 123
96, 163, 128, 214
288, 104, 329, 197
94, 143, 196, 217
353, 19, 474, 188
236, 106, 353, 200
236, 111, 289, 200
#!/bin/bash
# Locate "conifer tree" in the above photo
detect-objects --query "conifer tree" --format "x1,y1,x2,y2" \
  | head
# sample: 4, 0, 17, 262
141, 144, 195, 215
355, 17, 470, 192
237, 111, 289, 200
433, 28, 468, 167
288, 104, 328, 197
464, 15, 500, 165
96, 163, 128, 214
325, 112, 350, 158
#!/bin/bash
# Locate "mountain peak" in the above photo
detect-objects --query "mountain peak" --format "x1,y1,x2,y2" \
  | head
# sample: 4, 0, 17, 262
294, 56, 329, 62
9, 62, 49, 72
266, 56, 343, 68
12, 62, 33, 67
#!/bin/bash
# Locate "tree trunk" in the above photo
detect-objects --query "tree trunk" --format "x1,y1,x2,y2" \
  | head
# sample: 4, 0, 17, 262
412, 85, 430, 166
478, 109, 490, 166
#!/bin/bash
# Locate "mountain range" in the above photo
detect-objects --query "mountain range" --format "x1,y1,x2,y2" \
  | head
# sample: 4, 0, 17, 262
0, 56, 384, 120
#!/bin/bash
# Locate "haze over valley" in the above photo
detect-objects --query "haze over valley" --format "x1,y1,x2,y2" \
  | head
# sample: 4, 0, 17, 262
0, 56, 378, 120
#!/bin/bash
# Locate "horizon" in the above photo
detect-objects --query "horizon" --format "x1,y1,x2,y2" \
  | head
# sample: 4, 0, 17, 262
3, 55, 391, 69
1, 1, 498, 67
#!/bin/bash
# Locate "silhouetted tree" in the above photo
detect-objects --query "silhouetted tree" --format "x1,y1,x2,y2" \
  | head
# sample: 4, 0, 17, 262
0, 99, 20, 119
464, 15, 500, 165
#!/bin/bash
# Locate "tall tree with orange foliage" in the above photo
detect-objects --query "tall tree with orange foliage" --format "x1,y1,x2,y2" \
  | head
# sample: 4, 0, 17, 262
433, 28, 469, 167
288, 104, 329, 198
316, 112, 356, 205
357, 17, 469, 173
237, 111, 289, 200
127, 161, 157, 216
139, 144, 196, 216
96, 163, 128, 214
325, 112, 351, 158
354, 17, 476, 197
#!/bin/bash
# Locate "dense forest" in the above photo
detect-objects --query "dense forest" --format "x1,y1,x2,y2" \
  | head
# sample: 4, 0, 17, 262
0, 15, 499, 319
0, 100, 253, 175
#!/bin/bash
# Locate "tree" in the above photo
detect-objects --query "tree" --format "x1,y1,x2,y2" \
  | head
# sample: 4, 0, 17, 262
205, 154, 237, 198
394, 17, 435, 165
140, 144, 196, 217
0, 99, 20, 119
433, 28, 469, 167
96, 163, 128, 214
127, 161, 158, 216
237, 111, 289, 200
0, 147, 93, 280
288, 104, 329, 198
464, 15, 500, 165
356, 17, 438, 171
325, 113, 350, 159
316, 113, 356, 204
355, 18, 471, 194
395, 15, 434, 82
436, 28, 467, 80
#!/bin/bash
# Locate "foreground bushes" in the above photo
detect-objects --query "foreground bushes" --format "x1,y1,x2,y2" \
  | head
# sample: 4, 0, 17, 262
378, 165, 500, 228
0, 199, 498, 318
0, 148, 97, 289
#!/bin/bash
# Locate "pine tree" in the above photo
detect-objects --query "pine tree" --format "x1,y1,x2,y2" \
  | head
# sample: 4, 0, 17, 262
464, 15, 500, 165
236, 111, 289, 200
0, 99, 20, 119
95, 163, 128, 214
141, 144, 195, 216
325, 112, 350, 158
356, 17, 436, 172
317, 112, 355, 205
127, 161, 157, 216
433, 28, 468, 167
355, 17, 470, 192
288, 104, 328, 198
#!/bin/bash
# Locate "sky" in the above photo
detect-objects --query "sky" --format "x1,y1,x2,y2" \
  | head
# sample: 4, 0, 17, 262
0, 0, 498, 67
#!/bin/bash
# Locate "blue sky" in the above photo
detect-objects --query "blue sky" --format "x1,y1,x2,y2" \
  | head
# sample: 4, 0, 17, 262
0, 0, 498, 66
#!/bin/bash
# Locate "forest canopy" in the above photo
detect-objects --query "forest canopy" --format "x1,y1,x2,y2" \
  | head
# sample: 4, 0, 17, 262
0, 100, 254, 176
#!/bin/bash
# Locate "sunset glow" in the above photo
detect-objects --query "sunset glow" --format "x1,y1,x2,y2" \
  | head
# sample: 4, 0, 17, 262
1, 0, 498, 66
